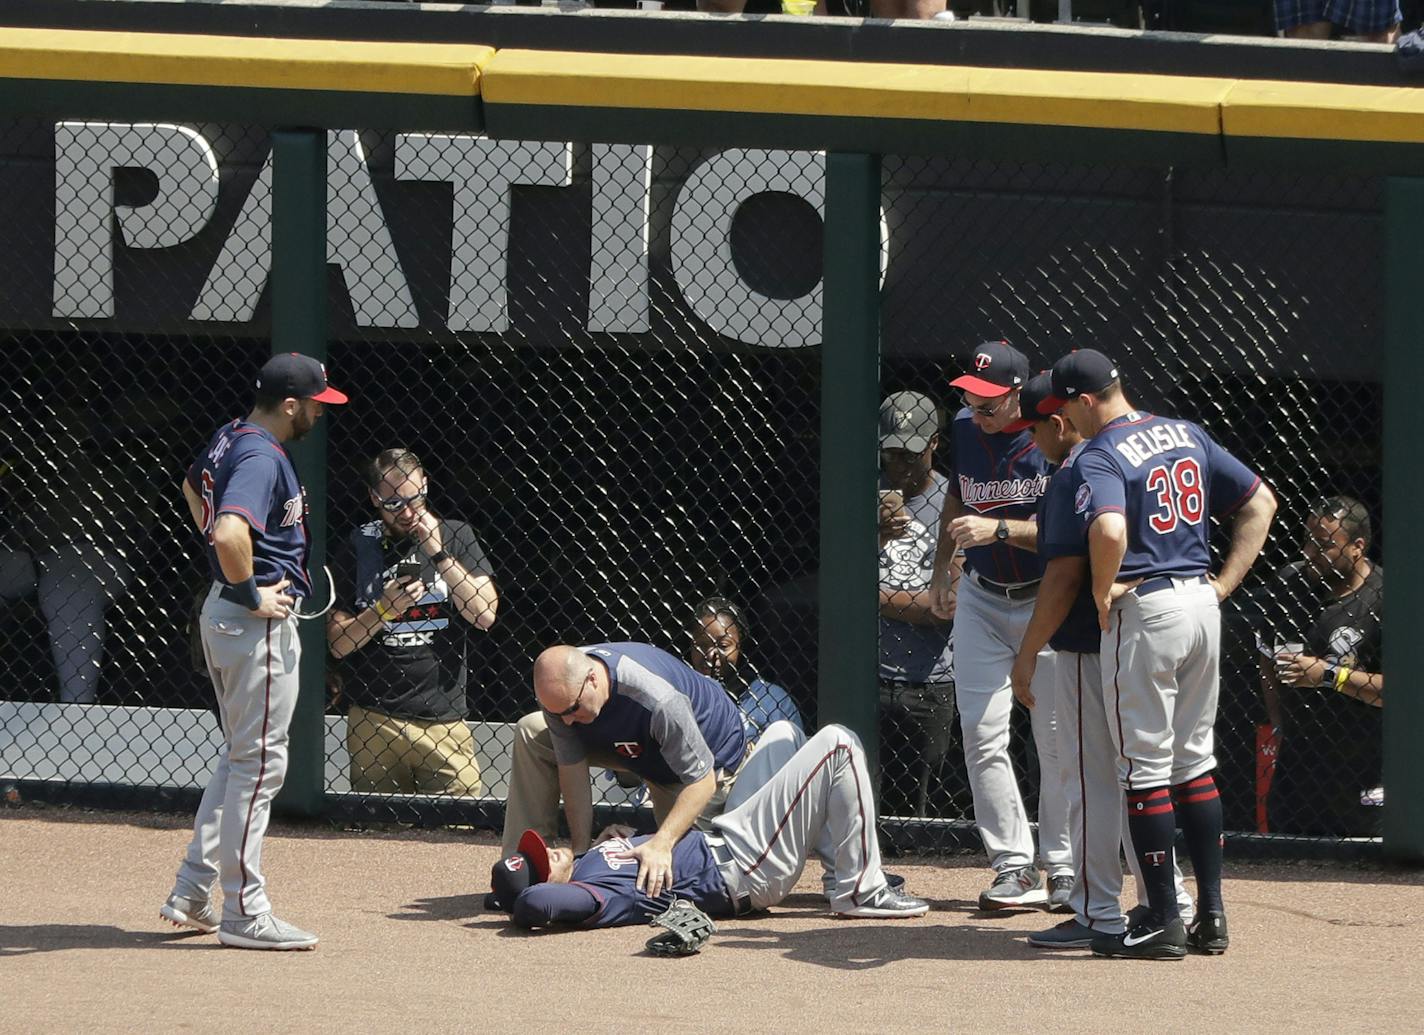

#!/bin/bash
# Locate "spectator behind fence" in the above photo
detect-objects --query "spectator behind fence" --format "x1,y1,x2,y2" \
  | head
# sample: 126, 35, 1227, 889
1276, 0, 1400, 41
328, 448, 499, 796
877, 391, 957, 819
687, 595, 803, 743
1246, 495, 1385, 837
0, 412, 157, 703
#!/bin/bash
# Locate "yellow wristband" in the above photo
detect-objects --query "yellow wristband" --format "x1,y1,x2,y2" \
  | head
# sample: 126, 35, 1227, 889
374, 601, 396, 622
1334, 665, 1351, 692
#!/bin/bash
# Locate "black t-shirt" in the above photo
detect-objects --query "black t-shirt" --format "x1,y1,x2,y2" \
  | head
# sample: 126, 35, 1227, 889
332, 517, 493, 722
1243, 560, 1384, 836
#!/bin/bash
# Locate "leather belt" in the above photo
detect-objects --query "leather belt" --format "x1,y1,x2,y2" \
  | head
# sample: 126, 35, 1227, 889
1136, 574, 1209, 597
972, 573, 1041, 602
707, 837, 755, 916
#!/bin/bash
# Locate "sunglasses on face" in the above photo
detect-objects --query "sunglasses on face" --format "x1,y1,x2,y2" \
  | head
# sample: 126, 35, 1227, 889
961, 393, 1007, 418
553, 671, 593, 718
377, 486, 428, 513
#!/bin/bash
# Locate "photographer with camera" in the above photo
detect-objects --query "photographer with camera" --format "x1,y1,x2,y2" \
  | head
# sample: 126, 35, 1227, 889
327, 448, 499, 796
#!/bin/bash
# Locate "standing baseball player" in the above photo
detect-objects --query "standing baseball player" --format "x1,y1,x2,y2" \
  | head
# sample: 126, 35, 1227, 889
1042, 348, 1276, 959
160, 352, 348, 951
492, 723, 929, 927
1005, 373, 1194, 949
927, 341, 1072, 910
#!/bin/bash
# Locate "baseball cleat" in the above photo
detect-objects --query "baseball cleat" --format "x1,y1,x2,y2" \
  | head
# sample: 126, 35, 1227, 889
1187, 912, 1229, 955
834, 886, 930, 919
978, 866, 1047, 910
824, 871, 905, 900
160, 892, 219, 935
218, 913, 318, 951
1091, 917, 1187, 960
1028, 918, 1098, 949
1046, 874, 1074, 913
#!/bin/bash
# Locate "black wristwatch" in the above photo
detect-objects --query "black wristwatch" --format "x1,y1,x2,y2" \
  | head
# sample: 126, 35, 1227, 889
1320, 662, 1339, 690
994, 518, 1009, 542
429, 549, 452, 566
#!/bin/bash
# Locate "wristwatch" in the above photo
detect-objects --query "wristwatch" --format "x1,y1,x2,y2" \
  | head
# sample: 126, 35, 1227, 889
994, 518, 1009, 542
1320, 662, 1339, 690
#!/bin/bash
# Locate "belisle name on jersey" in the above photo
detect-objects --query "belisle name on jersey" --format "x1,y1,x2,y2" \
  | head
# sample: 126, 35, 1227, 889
958, 472, 1050, 511
1108, 420, 1199, 468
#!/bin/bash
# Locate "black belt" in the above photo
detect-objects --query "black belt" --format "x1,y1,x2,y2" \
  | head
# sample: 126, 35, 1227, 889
972, 573, 1041, 601
1136, 574, 1209, 597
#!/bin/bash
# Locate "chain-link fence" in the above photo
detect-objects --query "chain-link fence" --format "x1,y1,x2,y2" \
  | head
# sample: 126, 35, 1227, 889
0, 119, 1386, 853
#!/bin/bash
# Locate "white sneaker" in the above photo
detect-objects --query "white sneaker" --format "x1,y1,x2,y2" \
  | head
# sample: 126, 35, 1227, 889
218, 913, 319, 951
160, 892, 218, 934
834, 886, 930, 919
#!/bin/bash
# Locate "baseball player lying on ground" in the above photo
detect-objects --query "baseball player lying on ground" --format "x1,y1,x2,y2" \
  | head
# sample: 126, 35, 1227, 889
490, 724, 928, 931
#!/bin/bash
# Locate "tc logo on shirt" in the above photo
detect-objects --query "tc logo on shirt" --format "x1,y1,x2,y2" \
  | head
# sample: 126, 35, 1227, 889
613, 741, 642, 759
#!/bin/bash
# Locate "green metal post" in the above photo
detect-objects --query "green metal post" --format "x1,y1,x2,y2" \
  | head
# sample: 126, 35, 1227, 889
1382, 178, 1424, 863
818, 152, 882, 770
271, 129, 328, 818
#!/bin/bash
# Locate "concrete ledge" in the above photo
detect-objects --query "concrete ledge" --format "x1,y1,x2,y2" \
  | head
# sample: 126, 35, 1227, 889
0, 701, 645, 806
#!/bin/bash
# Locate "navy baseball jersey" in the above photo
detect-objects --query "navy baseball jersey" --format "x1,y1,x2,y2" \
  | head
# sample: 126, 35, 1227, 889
946, 409, 1050, 583
544, 643, 747, 787
1036, 444, 1100, 654
511, 834, 732, 928
186, 419, 311, 598
1074, 412, 1261, 581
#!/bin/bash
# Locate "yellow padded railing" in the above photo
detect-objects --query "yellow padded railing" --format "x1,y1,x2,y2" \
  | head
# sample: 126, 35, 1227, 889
0, 28, 493, 97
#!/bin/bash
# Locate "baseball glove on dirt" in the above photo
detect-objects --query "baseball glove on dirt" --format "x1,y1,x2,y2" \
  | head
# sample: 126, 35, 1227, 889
644, 899, 717, 957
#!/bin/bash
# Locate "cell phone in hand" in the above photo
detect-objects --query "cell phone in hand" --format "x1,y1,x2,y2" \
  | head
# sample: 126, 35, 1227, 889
395, 556, 424, 583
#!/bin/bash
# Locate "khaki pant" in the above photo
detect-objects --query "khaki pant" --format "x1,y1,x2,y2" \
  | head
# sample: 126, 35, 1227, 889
347, 703, 483, 796
500, 709, 738, 856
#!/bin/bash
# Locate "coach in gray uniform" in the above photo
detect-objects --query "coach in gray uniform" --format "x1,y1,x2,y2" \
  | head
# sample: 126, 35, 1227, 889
499, 642, 748, 899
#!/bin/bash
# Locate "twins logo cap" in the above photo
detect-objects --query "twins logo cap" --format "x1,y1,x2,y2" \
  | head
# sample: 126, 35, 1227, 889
879, 391, 940, 452
1039, 349, 1120, 414
1002, 372, 1057, 434
488, 829, 554, 912
948, 340, 1030, 398
255, 352, 350, 405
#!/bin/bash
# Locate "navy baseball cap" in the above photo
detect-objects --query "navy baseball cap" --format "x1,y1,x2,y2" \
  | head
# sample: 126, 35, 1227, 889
949, 341, 1030, 398
1003, 372, 1058, 434
879, 391, 940, 452
489, 829, 552, 911
1039, 349, 1120, 414
255, 352, 349, 405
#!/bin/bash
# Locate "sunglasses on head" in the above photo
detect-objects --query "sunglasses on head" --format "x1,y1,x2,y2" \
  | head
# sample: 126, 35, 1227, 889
377, 486, 428, 513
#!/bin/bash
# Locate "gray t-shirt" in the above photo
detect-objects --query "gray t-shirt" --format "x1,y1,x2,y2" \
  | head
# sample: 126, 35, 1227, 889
879, 472, 954, 685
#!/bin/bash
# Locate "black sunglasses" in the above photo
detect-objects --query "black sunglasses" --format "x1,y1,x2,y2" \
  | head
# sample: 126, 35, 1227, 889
961, 392, 1008, 418
377, 486, 428, 513
553, 671, 592, 718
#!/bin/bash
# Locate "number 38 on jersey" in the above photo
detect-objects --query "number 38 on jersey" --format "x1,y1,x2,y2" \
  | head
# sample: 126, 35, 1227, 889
1145, 457, 1204, 534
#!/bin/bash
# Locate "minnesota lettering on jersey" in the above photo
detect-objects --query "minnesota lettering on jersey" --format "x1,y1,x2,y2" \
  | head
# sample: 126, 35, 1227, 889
957, 473, 1049, 509
1111, 421, 1199, 468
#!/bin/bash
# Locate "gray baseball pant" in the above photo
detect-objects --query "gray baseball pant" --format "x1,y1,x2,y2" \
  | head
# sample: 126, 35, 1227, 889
171, 584, 300, 920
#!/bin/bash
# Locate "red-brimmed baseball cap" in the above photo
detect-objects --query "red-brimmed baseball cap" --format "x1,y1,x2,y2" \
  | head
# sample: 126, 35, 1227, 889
255, 352, 349, 405
1038, 349, 1120, 414
1003, 371, 1057, 434
488, 829, 554, 912
517, 828, 552, 880
948, 340, 1030, 398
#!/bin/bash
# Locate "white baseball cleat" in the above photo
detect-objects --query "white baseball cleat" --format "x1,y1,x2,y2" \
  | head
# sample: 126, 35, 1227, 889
834, 886, 930, 919
218, 913, 319, 951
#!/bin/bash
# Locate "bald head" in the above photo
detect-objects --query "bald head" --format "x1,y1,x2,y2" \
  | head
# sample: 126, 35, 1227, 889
533, 645, 601, 718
